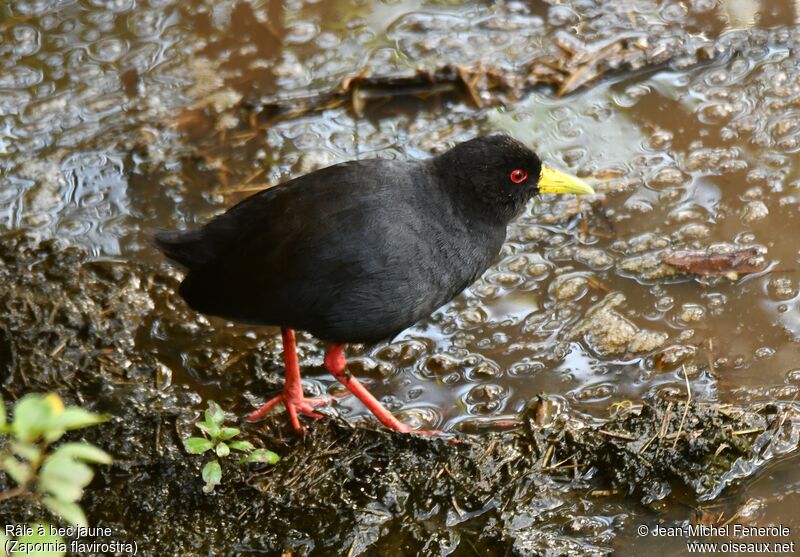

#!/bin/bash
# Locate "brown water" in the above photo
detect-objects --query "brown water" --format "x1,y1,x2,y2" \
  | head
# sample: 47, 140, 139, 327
2, 0, 800, 554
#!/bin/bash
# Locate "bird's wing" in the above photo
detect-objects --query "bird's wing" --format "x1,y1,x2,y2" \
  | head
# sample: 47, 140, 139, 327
154, 160, 388, 269
177, 159, 427, 322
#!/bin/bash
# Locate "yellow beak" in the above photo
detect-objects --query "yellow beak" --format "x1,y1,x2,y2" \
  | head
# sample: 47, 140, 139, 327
538, 166, 595, 195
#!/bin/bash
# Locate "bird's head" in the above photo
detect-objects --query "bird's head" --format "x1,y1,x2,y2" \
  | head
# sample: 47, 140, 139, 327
433, 134, 594, 221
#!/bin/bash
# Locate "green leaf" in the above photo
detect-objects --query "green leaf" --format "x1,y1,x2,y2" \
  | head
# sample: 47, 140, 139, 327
38, 458, 93, 502
2, 456, 32, 485
228, 440, 255, 452
11, 396, 54, 442
196, 422, 219, 438
0, 395, 6, 429
0, 530, 11, 557
42, 497, 87, 528
11, 441, 41, 462
50, 443, 111, 465
0, 531, 9, 557
217, 427, 240, 440
184, 437, 213, 454
205, 401, 225, 426
239, 448, 279, 465
12, 524, 64, 557
55, 407, 109, 431
201, 459, 222, 493
215, 443, 230, 458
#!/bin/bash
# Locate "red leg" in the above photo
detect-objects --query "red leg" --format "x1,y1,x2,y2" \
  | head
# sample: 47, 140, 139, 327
247, 328, 331, 432
324, 344, 418, 433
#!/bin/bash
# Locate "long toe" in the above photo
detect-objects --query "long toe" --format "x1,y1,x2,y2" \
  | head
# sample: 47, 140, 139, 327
246, 393, 334, 429
246, 394, 284, 422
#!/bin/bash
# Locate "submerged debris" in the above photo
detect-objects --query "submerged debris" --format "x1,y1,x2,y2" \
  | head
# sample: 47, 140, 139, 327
567, 293, 668, 356
235, 33, 726, 128
662, 245, 766, 279
618, 244, 768, 283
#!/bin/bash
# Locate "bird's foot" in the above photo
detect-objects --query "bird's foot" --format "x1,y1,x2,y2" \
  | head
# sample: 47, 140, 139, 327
246, 391, 332, 433
324, 345, 449, 436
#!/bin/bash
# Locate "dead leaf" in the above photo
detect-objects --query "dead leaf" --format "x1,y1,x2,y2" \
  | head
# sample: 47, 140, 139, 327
662, 246, 765, 277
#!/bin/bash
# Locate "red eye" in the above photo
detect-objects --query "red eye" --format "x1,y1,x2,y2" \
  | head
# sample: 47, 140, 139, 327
510, 169, 528, 184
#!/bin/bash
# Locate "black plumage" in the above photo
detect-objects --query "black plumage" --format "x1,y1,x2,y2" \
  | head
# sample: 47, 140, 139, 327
154, 135, 543, 344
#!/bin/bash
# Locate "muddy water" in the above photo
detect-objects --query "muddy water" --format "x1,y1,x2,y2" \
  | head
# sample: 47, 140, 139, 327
2, 0, 800, 554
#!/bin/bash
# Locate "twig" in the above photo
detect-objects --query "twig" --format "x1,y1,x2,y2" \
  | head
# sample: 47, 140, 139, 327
672, 365, 692, 449
598, 429, 636, 441
0, 486, 26, 502
731, 428, 763, 436
541, 443, 554, 470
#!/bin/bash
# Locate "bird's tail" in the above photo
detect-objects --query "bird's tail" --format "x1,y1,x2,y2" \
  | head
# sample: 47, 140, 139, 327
152, 228, 214, 269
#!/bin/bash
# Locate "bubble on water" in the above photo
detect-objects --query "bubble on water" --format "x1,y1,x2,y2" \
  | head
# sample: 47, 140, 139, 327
786, 369, 800, 384
407, 387, 424, 400
754, 346, 775, 360
11, 25, 41, 57
557, 118, 582, 139
489, 271, 524, 287
522, 226, 550, 243
776, 135, 800, 151
646, 128, 673, 150
677, 223, 711, 240
655, 296, 674, 312
465, 359, 501, 381
561, 147, 586, 166
583, 102, 613, 123
698, 101, 738, 124
424, 352, 461, 376
458, 307, 487, 327
501, 255, 528, 274
508, 359, 545, 377
549, 273, 589, 301
127, 10, 167, 37
471, 282, 500, 300
767, 276, 798, 301
0, 66, 43, 89
647, 166, 689, 190
660, 2, 688, 21
347, 356, 395, 379
57, 216, 93, 237
285, 21, 319, 45
740, 200, 769, 223
375, 339, 427, 366
614, 84, 651, 108
741, 185, 764, 199
526, 261, 552, 279
87, 0, 134, 12
621, 198, 651, 214
464, 383, 508, 415
705, 69, 730, 85
685, 146, 746, 172
571, 382, 616, 402
679, 304, 706, 323
548, 5, 579, 26
315, 31, 340, 49
395, 405, 442, 430
656, 385, 683, 401
574, 248, 614, 270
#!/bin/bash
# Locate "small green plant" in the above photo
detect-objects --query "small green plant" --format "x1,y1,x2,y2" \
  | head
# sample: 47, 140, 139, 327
184, 400, 279, 492
0, 393, 111, 556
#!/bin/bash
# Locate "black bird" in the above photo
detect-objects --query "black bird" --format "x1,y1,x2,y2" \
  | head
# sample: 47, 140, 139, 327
154, 134, 594, 433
